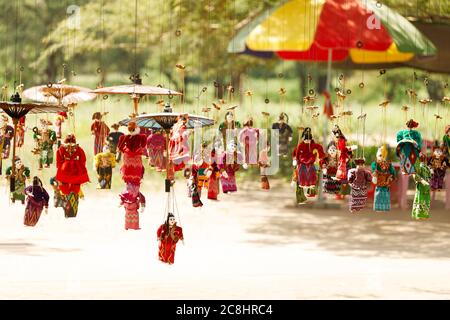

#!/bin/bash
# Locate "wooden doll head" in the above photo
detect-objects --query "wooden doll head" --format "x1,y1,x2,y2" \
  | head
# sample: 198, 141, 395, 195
32, 176, 43, 188
166, 213, 176, 227
432, 144, 443, 157
354, 158, 365, 166
332, 125, 345, 140
406, 119, 419, 129
376, 145, 388, 162
301, 127, 313, 143
327, 141, 337, 157
127, 121, 140, 136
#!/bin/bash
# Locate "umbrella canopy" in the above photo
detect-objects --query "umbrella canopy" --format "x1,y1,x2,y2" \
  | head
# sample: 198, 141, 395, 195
22, 84, 96, 105
92, 84, 182, 97
0, 101, 67, 119
119, 112, 214, 130
228, 0, 437, 63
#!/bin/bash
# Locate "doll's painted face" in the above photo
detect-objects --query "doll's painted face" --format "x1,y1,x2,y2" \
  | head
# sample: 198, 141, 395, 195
15, 158, 23, 168
227, 141, 237, 153
168, 216, 176, 226
226, 113, 234, 123
376, 149, 385, 161
433, 148, 443, 157
303, 139, 311, 144
328, 145, 337, 157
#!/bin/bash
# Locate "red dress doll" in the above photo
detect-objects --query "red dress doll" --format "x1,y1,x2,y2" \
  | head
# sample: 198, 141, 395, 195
157, 213, 184, 264
119, 183, 145, 230
332, 125, 357, 180
239, 118, 259, 165
91, 112, 110, 155
117, 121, 147, 186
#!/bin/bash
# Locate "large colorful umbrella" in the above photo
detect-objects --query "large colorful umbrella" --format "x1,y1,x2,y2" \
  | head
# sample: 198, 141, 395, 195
228, 0, 437, 64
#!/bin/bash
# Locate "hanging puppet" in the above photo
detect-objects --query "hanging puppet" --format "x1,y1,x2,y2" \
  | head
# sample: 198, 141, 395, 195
258, 143, 271, 190
271, 112, 293, 157
147, 129, 166, 172
117, 121, 147, 187
94, 144, 116, 189
50, 176, 66, 209
0, 115, 14, 159
219, 141, 245, 194
33, 119, 57, 169
371, 145, 396, 212
412, 154, 432, 220
239, 117, 259, 165
292, 127, 326, 198
16, 116, 26, 148
291, 168, 307, 204
119, 183, 145, 230
321, 141, 341, 195
55, 134, 90, 218
396, 119, 422, 175
205, 148, 221, 200
23, 177, 49, 227
91, 112, 110, 155
427, 144, 448, 191
192, 141, 211, 197
157, 213, 184, 265
5, 157, 30, 204
347, 158, 372, 213
218, 109, 241, 151
184, 168, 203, 208
443, 125, 450, 158
54, 111, 68, 146
169, 114, 190, 172
332, 125, 357, 180
107, 123, 124, 162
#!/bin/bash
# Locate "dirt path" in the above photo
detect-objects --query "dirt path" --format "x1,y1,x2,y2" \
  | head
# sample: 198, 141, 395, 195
0, 178, 449, 299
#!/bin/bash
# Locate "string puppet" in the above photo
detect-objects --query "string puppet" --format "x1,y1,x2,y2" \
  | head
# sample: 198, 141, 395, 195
5, 157, 30, 204
33, 119, 57, 169
119, 183, 146, 230
157, 213, 184, 265
428, 144, 448, 191
55, 134, 90, 218
94, 144, 116, 189
108, 123, 124, 162
16, 116, 26, 148
332, 125, 357, 180
321, 141, 341, 195
169, 114, 190, 172
218, 110, 241, 152
219, 140, 245, 194
271, 112, 293, 157
292, 127, 325, 199
396, 119, 422, 175
371, 145, 396, 212
205, 148, 221, 200
91, 112, 110, 155
0, 115, 14, 159
54, 111, 68, 147
239, 117, 259, 165
146, 129, 166, 172
50, 176, 65, 209
23, 176, 49, 227
258, 143, 271, 190
347, 158, 372, 213
412, 153, 432, 220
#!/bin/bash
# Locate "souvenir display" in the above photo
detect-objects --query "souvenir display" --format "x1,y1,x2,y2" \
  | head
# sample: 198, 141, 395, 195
5, 157, 30, 204
32, 119, 57, 169
332, 125, 357, 180
412, 154, 432, 220
321, 141, 341, 195
219, 141, 244, 194
168, 114, 190, 172
427, 144, 448, 191
272, 112, 293, 157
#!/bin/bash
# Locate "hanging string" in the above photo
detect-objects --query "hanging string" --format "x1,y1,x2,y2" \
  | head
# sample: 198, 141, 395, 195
133, 0, 138, 76
13, 0, 20, 89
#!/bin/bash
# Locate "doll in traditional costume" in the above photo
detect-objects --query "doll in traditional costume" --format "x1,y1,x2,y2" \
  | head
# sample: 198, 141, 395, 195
292, 127, 326, 197
443, 125, 450, 158
108, 123, 124, 163
347, 158, 372, 213
169, 114, 190, 172
259, 143, 271, 190
184, 168, 203, 207
91, 112, 110, 155
192, 141, 211, 197
321, 141, 341, 195
54, 111, 68, 145
16, 116, 26, 148
427, 144, 448, 191
218, 110, 241, 151
239, 117, 259, 165
117, 121, 147, 187
157, 213, 184, 265
147, 129, 166, 172
94, 144, 116, 189
33, 119, 57, 169
5, 157, 30, 204
291, 167, 307, 204
332, 125, 357, 180
0, 115, 14, 159
50, 176, 65, 209
219, 141, 245, 194
371, 145, 396, 212
119, 183, 145, 230
55, 134, 90, 218
24, 177, 49, 227
272, 112, 293, 157
412, 153, 432, 220
396, 119, 422, 175
205, 149, 221, 200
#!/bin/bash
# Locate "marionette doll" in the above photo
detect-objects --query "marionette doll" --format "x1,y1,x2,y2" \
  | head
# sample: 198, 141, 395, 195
396, 119, 422, 175
291, 168, 307, 204
54, 111, 68, 145
147, 129, 166, 172
292, 127, 326, 197
119, 183, 145, 230
108, 123, 124, 163
321, 141, 341, 195
5, 157, 30, 204
347, 158, 372, 213
157, 213, 184, 265
94, 144, 116, 189
184, 168, 203, 207
169, 114, 190, 172
428, 144, 448, 191
91, 112, 110, 155
23, 177, 49, 227
412, 154, 432, 220
218, 110, 241, 151
117, 121, 147, 186
55, 134, 90, 218
259, 144, 271, 190
205, 149, 221, 200
50, 176, 65, 209
16, 116, 26, 148
33, 119, 57, 169
443, 125, 450, 158
332, 125, 357, 180
219, 141, 245, 194
0, 115, 14, 159
239, 117, 259, 165
371, 145, 396, 212
272, 112, 293, 157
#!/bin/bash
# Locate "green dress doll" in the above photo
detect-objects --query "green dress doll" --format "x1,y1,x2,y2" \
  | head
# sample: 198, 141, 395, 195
411, 155, 432, 220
